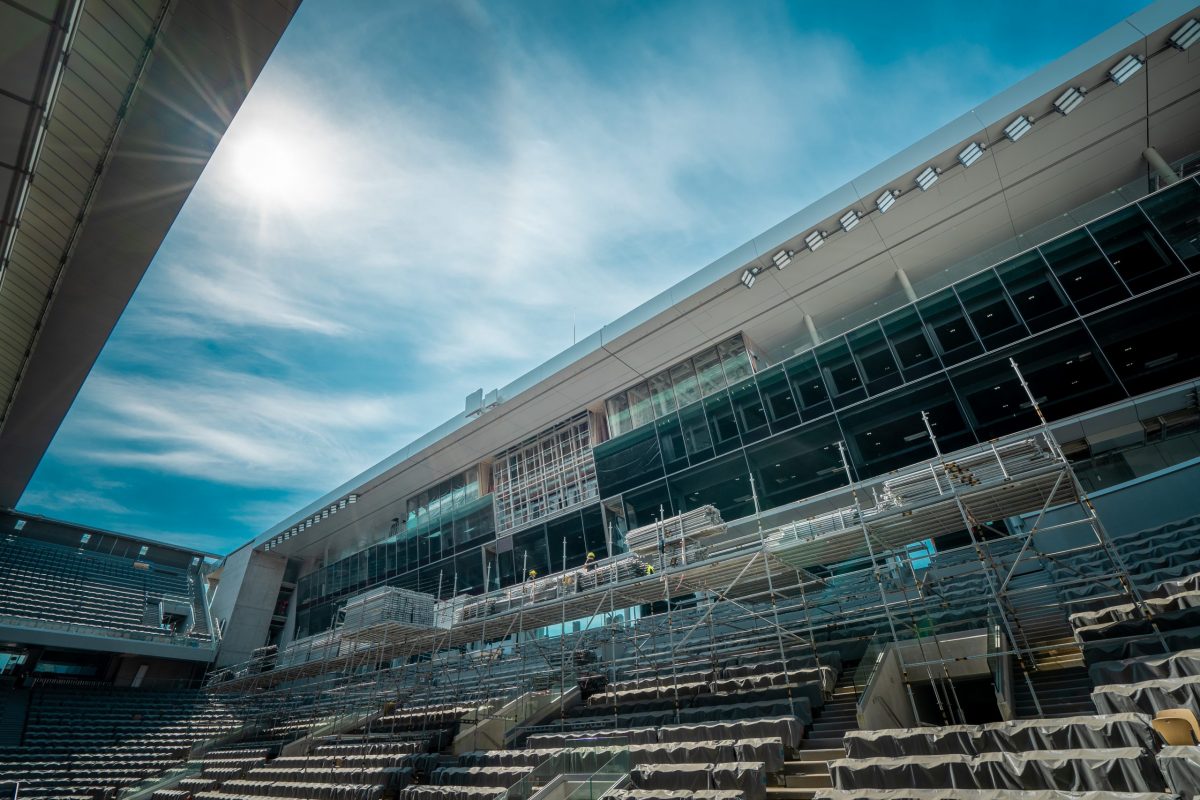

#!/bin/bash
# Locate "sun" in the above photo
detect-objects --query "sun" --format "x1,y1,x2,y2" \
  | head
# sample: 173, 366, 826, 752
218, 103, 341, 214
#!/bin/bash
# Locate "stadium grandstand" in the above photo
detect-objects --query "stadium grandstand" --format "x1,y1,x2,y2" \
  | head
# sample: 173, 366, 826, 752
4, 1, 1200, 799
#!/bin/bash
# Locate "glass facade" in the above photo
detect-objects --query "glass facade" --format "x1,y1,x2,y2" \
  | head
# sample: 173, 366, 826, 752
594, 177, 1200, 525
604, 335, 758, 438
492, 414, 598, 534
293, 178, 1200, 641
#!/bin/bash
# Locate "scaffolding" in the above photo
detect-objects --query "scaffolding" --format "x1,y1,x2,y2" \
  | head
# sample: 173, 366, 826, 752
204, 363, 1169, 740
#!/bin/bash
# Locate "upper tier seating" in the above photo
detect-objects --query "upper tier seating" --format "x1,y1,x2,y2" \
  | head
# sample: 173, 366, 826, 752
0, 534, 211, 642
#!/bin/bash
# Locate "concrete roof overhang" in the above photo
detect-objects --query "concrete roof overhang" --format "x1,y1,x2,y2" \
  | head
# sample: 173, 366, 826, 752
235, 0, 1199, 562
0, 0, 301, 508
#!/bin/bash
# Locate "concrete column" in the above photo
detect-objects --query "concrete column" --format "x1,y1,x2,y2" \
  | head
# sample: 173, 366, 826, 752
804, 314, 821, 346
896, 268, 917, 303
1143, 147, 1180, 185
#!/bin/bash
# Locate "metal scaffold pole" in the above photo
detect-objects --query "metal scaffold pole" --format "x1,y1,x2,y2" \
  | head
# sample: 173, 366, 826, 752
837, 440, 922, 722
751, 474, 797, 715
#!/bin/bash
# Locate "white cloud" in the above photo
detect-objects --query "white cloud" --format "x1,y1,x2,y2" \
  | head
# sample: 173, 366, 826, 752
61, 370, 421, 492
20, 488, 135, 516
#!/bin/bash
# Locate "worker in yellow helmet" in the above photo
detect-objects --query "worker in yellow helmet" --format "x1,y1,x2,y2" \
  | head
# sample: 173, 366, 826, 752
583, 552, 597, 572
528, 569, 538, 580
644, 563, 655, 576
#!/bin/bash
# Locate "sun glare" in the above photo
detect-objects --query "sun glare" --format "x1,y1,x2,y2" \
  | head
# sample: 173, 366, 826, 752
222, 114, 339, 213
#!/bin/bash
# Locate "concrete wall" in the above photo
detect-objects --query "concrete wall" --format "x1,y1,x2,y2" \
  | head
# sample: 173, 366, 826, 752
211, 545, 287, 666
859, 647, 916, 730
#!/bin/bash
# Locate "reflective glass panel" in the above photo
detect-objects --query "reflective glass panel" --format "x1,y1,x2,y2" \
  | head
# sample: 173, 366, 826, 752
916, 288, 982, 365
670, 360, 701, 406
704, 390, 741, 456
728, 378, 770, 444
755, 364, 800, 432
847, 322, 902, 395
648, 371, 677, 418
1087, 205, 1186, 295
605, 394, 631, 438
955, 270, 1027, 350
1039, 229, 1129, 314
628, 382, 654, 429
656, 413, 689, 473
1138, 179, 1200, 271
1086, 276, 1200, 396
592, 422, 663, 497
717, 336, 753, 383
815, 337, 866, 408
694, 347, 728, 396
743, 419, 845, 510
785, 351, 832, 419
880, 306, 940, 381
678, 399, 714, 463
668, 451, 754, 521
994, 251, 1074, 333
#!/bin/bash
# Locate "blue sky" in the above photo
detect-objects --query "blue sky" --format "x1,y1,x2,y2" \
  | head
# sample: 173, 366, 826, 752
17, 0, 1150, 554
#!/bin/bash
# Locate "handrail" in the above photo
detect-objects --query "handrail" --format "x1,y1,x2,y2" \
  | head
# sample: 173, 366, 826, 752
116, 760, 201, 800
498, 738, 629, 800
852, 630, 887, 704
0, 613, 217, 650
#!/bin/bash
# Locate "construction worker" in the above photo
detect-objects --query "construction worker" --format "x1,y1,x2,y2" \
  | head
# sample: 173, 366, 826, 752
528, 569, 538, 581
583, 552, 597, 572
644, 563, 655, 576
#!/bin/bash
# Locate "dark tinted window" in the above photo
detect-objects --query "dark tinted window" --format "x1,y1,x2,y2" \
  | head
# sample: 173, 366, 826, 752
743, 419, 845, 509
1040, 229, 1129, 314
881, 306, 940, 381
678, 400, 714, 463
755, 364, 800, 432
668, 452, 754, 521
785, 351, 832, 419
995, 251, 1074, 333
956, 271, 1027, 349
1086, 276, 1200, 396
656, 413, 689, 473
815, 337, 866, 408
704, 390, 741, 456
838, 376, 974, 478
728, 378, 770, 444
917, 288, 982, 365
593, 422, 663, 497
1138, 179, 1200, 271
848, 322, 902, 395
1088, 205, 1186, 295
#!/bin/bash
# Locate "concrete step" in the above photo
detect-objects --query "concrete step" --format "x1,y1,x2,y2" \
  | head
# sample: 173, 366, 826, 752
784, 761, 831, 776
794, 744, 844, 758
784, 773, 832, 789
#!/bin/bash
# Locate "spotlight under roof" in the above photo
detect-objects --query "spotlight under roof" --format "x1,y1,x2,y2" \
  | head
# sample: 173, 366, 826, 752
1053, 86, 1086, 116
839, 210, 860, 232
740, 268, 759, 289
1170, 18, 1200, 50
915, 167, 940, 191
875, 189, 899, 214
804, 231, 825, 252
1109, 54, 1144, 85
773, 249, 794, 268
958, 142, 986, 167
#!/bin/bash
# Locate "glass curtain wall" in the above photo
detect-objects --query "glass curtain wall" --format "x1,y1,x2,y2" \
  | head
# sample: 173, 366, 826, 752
492, 413, 599, 534
594, 177, 1200, 525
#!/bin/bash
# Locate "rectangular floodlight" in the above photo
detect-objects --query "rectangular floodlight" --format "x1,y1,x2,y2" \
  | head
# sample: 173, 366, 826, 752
804, 232, 824, 252
839, 210, 860, 232
740, 268, 757, 288
773, 249, 794, 268
958, 141, 985, 167
1053, 86, 1085, 115
1170, 18, 1200, 50
915, 167, 939, 191
1004, 115, 1032, 142
876, 189, 898, 214
1109, 54, 1143, 85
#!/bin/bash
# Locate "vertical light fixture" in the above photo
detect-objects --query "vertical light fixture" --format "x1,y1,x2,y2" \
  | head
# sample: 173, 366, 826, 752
804, 231, 825, 252
839, 210, 861, 232
875, 189, 899, 214
1169, 18, 1200, 50
915, 167, 940, 191
1108, 54, 1144, 85
772, 249, 794, 268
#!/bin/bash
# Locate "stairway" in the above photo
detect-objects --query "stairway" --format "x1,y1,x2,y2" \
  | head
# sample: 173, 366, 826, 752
770, 665, 859, 800
0, 687, 29, 747
1012, 665, 1095, 719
